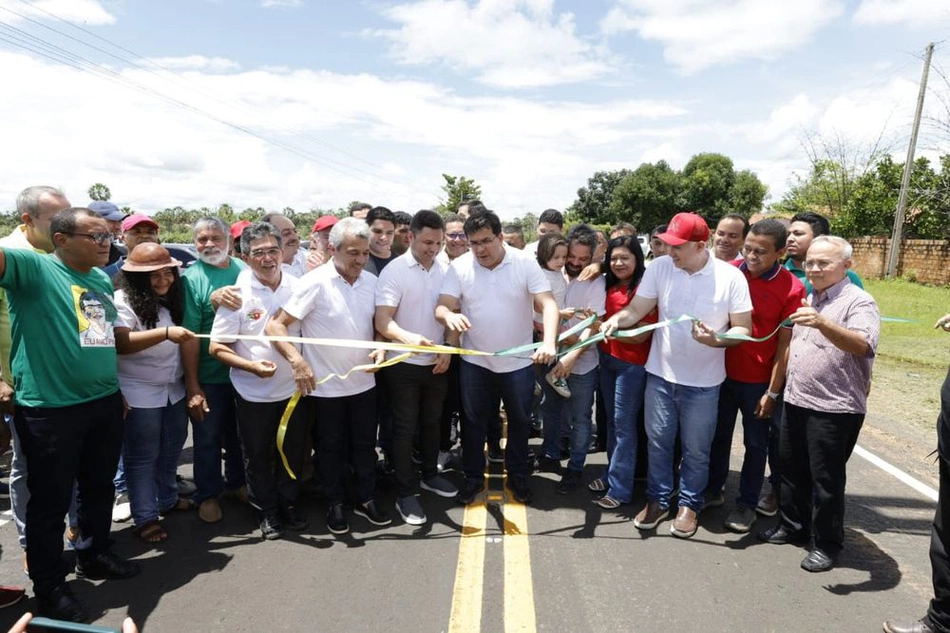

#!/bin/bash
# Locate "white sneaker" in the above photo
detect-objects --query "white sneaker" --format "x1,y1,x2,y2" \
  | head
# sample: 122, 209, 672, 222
112, 493, 132, 523
545, 371, 572, 398
396, 496, 426, 526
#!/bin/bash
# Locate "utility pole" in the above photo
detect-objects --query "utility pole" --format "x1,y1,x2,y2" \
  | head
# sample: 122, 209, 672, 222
886, 42, 935, 278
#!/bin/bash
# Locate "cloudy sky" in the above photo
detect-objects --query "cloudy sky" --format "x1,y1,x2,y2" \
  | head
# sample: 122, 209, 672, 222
0, 0, 949, 219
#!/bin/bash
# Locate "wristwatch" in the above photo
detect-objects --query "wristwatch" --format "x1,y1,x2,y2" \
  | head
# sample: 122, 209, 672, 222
765, 390, 780, 400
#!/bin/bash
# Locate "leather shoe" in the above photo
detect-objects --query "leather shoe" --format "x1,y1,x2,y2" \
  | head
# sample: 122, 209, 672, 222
326, 503, 349, 535
758, 524, 809, 545
37, 585, 89, 623
883, 618, 935, 633
76, 550, 140, 580
278, 504, 309, 531
800, 548, 836, 572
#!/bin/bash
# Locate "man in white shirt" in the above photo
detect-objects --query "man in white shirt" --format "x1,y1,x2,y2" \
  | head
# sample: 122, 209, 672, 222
523, 208, 564, 257
209, 222, 309, 541
262, 213, 307, 276
267, 217, 390, 535
538, 225, 606, 494
436, 211, 559, 505
602, 212, 752, 539
375, 210, 456, 525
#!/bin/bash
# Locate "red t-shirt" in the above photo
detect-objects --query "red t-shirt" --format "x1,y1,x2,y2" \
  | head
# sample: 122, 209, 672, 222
599, 283, 657, 366
725, 261, 806, 384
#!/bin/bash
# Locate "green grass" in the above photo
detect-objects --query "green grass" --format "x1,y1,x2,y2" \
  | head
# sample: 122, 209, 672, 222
864, 278, 950, 368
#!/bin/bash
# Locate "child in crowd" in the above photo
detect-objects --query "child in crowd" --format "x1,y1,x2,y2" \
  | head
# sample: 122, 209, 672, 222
535, 233, 571, 398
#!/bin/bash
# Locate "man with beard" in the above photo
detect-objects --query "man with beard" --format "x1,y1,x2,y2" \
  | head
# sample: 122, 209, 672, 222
183, 217, 247, 523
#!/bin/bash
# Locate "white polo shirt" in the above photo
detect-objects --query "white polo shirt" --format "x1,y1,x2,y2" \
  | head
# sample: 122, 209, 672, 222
440, 245, 551, 374
114, 289, 186, 409
376, 251, 448, 367
637, 254, 751, 388
563, 275, 606, 376
211, 269, 300, 403
283, 261, 377, 398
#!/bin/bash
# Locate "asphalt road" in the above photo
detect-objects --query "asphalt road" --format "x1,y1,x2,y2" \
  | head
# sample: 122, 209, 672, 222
0, 407, 940, 633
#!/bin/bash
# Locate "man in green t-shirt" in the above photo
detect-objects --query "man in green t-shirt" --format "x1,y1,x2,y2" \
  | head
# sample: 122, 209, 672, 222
785, 212, 865, 293
0, 207, 139, 623
183, 216, 247, 524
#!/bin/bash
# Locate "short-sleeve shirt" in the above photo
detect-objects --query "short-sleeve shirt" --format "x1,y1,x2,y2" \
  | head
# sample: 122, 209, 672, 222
725, 261, 807, 384
562, 275, 606, 376
785, 258, 864, 294
599, 283, 656, 366
114, 289, 185, 409
183, 258, 245, 384
0, 225, 46, 387
375, 252, 448, 366
785, 278, 880, 414
282, 262, 377, 398
440, 246, 551, 374
637, 254, 752, 388
211, 269, 300, 403
0, 249, 119, 407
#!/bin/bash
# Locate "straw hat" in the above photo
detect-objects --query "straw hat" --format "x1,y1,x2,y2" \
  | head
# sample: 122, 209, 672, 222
121, 242, 183, 272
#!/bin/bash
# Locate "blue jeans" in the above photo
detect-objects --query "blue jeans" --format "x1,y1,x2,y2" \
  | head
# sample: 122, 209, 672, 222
124, 399, 188, 526
707, 379, 770, 509
459, 362, 534, 480
598, 351, 647, 503
191, 383, 245, 504
540, 367, 598, 472
644, 374, 720, 511
113, 456, 127, 494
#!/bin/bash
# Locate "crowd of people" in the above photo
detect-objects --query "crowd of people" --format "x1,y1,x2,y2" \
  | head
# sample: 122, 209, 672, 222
0, 186, 889, 626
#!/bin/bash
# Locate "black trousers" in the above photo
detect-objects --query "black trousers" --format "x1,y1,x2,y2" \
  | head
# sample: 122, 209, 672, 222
387, 363, 448, 497
235, 394, 311, 517
779, 402, 863, 556
440, 355, 464, 451
15, 391, 123, 596
927, 368, 950, 632
312, 389, 377, 505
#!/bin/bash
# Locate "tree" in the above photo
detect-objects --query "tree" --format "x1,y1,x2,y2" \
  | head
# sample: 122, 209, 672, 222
569, 170, 631, 223
437, 174, 482, 215
610, 161, 683, 231
87, 183, 111, 201
679, 153, 737, 219
729, 170, 769, 217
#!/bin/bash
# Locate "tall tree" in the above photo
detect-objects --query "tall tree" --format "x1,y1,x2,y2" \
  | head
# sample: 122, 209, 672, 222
679, 153, 736, 219
438, 174, 482, 215
610, 161, 683, 231
569, 169, 631, 223
87, 183, 111, 201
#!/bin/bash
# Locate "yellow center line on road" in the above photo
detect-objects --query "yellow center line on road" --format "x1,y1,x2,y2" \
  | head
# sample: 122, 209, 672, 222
448, 500, 487, 633
503, 500, 537, 633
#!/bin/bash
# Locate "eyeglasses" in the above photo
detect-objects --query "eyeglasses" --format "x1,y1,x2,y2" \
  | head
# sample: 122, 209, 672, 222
804, 259, 842, 270
469, 237, 497, 249
446, 233, 467, 241
249, 247, 282, 259
65, 232, 112, 245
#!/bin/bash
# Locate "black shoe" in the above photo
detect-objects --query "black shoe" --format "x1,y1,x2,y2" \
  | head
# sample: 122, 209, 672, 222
533, 455, 561, 474
76, 550, 140, 580
883, 618, 935, 633
801, 548, 836, 572
354, 499, 392, 526
260, 515, 283, 540
37, 585, 88, 623
487, 445, 504, 464
278, 504, 309, 531
507, 475, 533, 504
556, 469, 582, 495
757, 524, 809, 545
327, 503, 349, 534
456, 479, 484, 505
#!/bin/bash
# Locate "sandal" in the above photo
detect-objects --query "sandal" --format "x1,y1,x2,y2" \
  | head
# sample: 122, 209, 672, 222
132, 521, 168, 543
588, 478, 607, 493
160, 497, 196, 514
594, 495, 622, 509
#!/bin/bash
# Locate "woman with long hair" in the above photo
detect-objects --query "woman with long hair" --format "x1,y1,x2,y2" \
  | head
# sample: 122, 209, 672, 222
113, 243, 195, 543
589, 235, 656, 509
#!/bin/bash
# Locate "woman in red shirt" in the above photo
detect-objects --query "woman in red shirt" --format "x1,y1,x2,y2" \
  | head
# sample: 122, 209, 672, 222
589, 235, 656, 509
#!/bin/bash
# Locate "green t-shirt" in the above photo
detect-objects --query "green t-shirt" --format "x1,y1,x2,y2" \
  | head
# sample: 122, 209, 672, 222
0, 249, 120, 407
785, 258, 865, 295
183, 258, 245, 384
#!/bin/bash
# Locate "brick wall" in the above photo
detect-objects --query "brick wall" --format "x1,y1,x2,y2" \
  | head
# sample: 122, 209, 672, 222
850, 237, 950, 285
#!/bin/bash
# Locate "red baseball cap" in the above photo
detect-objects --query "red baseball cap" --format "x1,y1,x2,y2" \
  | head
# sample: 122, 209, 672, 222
312, 215, 338, 233
230, 220, 252, 240
656, 212, 710, 246
121, 214, 159, 232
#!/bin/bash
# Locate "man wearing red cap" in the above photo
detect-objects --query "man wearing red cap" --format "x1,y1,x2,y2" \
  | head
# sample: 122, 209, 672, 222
306, 215, 338, 272
104, 214, 160, 278
601, 212, 752, 539
229, 220, 252, 258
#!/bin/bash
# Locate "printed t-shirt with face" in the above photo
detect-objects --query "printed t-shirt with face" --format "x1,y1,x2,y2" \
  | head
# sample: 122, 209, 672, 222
0, 249, 119, 407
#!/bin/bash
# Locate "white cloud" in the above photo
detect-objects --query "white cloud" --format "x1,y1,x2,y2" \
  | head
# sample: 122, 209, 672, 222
602, 0, 844, 73
0, 0, 115, 25
853, 0, 950, 26
145, 56, 241, 72
260, 0, 303, 7
367, 0, 613, 88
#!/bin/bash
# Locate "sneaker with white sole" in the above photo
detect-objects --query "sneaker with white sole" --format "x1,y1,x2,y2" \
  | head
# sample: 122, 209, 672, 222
421, 475, 458, 498
545, 371, 572, 398
111, 493, 131, 523
396, 495, 427, 526
756, 490, 778, 517
724, 506, 757, 533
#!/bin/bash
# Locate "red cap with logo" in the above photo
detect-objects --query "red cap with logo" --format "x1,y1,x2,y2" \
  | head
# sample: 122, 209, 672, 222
656, 212, 710, 246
